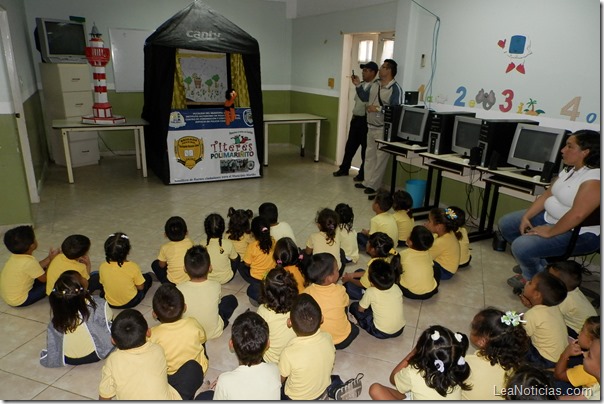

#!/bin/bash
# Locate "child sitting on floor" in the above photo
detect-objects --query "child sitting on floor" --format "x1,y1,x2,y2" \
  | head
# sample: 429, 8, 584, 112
203, 213, 239, 284
349, 259, 406, 339
335, 203, 359, 264
398, 225, 439, 300
342, 232, 399, 301
554, 316, 600, 394
257, 267, 298, 363
0, 225, 59, 307
424, 207, 461, 280
369, 325, 471, 400
305, 208, 345, 277
149, 284, 206, 400
449, 206, 471, 268
546, 260, 597, 338
273, 237, 306, 293
279, 294, 363, 400
226, 207, 254, 258
357, 189, 398, 252
238, 216, 276, 305
304, 253, 359, 350
46, 234, 101, 295
519, 271, 569, 368
177, 245, 238, 340
259, 202, 297, 243
462, 307, 530, 400
392, 190, 415, 247
151, 216, 194, 285
195, 311, 281, 400
100, 232, 152, 309
41, 271, 113, 367
99, 309, 181, 400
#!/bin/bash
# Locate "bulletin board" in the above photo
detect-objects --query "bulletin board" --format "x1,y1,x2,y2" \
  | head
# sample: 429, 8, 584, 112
109, 28, 153, 92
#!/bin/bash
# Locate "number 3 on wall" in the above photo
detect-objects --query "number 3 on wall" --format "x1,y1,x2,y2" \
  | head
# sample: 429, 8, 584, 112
499, 89, 514, 112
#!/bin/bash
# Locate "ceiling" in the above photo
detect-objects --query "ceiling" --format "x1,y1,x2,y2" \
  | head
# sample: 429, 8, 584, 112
269, 0, 396, 19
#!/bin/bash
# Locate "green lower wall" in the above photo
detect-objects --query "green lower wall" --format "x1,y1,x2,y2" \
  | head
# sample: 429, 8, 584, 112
0, 114, 33, 225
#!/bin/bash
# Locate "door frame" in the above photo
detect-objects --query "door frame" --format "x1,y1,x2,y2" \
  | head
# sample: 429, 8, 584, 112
0, 6, 39, 203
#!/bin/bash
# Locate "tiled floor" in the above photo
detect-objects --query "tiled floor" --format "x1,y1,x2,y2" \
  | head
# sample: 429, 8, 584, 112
0, 145, 599, 400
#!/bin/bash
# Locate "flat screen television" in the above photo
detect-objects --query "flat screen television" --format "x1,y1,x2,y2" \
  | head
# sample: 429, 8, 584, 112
451, 116, 482, 156
35, 18, 88, 63
396, 106, 431, 144
506, 124, 569, 175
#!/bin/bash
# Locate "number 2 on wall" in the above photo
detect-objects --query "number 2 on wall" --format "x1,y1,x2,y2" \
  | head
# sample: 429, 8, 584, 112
454, 86, 466, 107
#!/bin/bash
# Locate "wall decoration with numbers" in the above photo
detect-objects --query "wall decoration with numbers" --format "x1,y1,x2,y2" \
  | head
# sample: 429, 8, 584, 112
407, 0, 599, 126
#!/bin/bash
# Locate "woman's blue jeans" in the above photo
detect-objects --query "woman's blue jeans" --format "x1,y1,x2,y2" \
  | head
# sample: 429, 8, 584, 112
498, 209, 600, 280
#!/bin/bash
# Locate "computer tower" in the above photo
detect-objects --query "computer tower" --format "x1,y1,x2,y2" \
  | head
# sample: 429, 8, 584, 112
477, 119, 539, 167
427, 111, 476, 155
404, 91, 419, 105
383, 105, 403, 142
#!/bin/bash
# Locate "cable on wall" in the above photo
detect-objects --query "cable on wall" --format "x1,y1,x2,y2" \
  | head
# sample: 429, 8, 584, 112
411, 0, 440, 110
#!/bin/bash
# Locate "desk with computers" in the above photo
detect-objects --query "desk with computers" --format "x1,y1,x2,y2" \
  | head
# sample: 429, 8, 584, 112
378, 105, 571, 241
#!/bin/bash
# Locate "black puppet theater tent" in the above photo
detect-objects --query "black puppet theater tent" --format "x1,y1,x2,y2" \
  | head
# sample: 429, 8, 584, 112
142, 0, 264, 184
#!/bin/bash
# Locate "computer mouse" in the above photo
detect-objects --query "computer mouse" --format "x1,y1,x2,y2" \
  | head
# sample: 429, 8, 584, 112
532, 175, 541, 182
462, 158, 470, 165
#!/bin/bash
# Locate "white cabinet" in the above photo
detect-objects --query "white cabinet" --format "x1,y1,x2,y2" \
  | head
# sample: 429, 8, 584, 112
40, 63, 100, 167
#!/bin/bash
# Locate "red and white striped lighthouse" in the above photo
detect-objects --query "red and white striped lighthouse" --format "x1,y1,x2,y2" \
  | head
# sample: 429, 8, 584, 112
82, 23, 125, 124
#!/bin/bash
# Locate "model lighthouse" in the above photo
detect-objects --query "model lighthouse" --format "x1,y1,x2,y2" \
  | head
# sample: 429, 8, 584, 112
82, 23, 125, 124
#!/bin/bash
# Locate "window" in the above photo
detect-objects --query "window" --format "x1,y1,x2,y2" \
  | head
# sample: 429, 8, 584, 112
381, 39, 394, 62
358, 40, 373, 63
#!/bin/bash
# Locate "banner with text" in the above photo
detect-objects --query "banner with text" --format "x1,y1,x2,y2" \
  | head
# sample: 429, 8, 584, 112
167, 108, 260, 184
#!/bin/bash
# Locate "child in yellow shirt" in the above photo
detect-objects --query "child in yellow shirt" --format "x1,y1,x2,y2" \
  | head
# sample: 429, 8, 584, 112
425, 207, 461, 280
99, 309, 181, 400
46, 234, 100, 295
151, 216, 193, 285
304, 253, 359, 350
203, 213, 239, 284
399, 225, 438, 300
239, 216, 276, 305
0, 225, 59, 307
392, 190, 415, 247
226, 207, 254, 257
149, 284, 206, 400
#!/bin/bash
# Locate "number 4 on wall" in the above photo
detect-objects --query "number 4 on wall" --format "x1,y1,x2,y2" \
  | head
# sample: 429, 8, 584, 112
560, 96, 581, 121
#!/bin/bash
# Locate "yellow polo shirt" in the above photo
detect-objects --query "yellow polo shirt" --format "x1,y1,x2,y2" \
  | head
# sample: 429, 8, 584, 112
99, 261, 146, 307
204, 238, 238, 284
0, 254, 45, 306
429, 231, 460, 274
399, 248, 437, 294
392, 210, 415, 242
279, 330, 335, 400
303, 283, 350, 345
157, 238, 194, 284
46, 253, 89, 295
257, 304, 297, 364
149, 317, 208, 374
523, 304, 569, 362
99, 341, 181, 400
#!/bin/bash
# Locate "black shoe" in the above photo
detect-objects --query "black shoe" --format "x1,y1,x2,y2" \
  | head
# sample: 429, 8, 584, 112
354, 183, 367, 189
333, 170, 348, 177
368, 194, 376, 200
512, 265, 522, 274
353, 175, 364, 182
513, 287, 523, 296
363, 188, 376, 194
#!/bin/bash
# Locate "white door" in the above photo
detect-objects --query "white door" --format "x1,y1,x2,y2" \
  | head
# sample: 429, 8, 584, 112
0, 7, 39, 202
338, 32, 395, 171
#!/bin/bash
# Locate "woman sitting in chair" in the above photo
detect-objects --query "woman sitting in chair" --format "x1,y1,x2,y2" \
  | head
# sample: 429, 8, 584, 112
498, 129, 600, 290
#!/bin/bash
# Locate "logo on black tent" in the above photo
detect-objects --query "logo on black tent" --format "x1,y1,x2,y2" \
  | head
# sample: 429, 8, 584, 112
186, 30, 221, 41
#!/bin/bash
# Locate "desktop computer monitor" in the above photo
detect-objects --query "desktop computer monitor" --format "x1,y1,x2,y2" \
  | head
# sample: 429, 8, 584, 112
507, 124, 570, 175
396, 106, 431, 144
451, 116, 482, 157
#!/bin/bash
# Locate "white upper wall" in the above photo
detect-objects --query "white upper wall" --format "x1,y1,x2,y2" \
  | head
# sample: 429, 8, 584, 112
22, 0, 292, 92
397, 0, 600, 127
291, 1, 398, 95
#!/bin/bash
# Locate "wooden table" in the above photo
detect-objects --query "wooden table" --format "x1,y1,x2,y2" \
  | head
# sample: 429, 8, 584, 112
52, 118, 148, 183
263, 113, 327, 166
